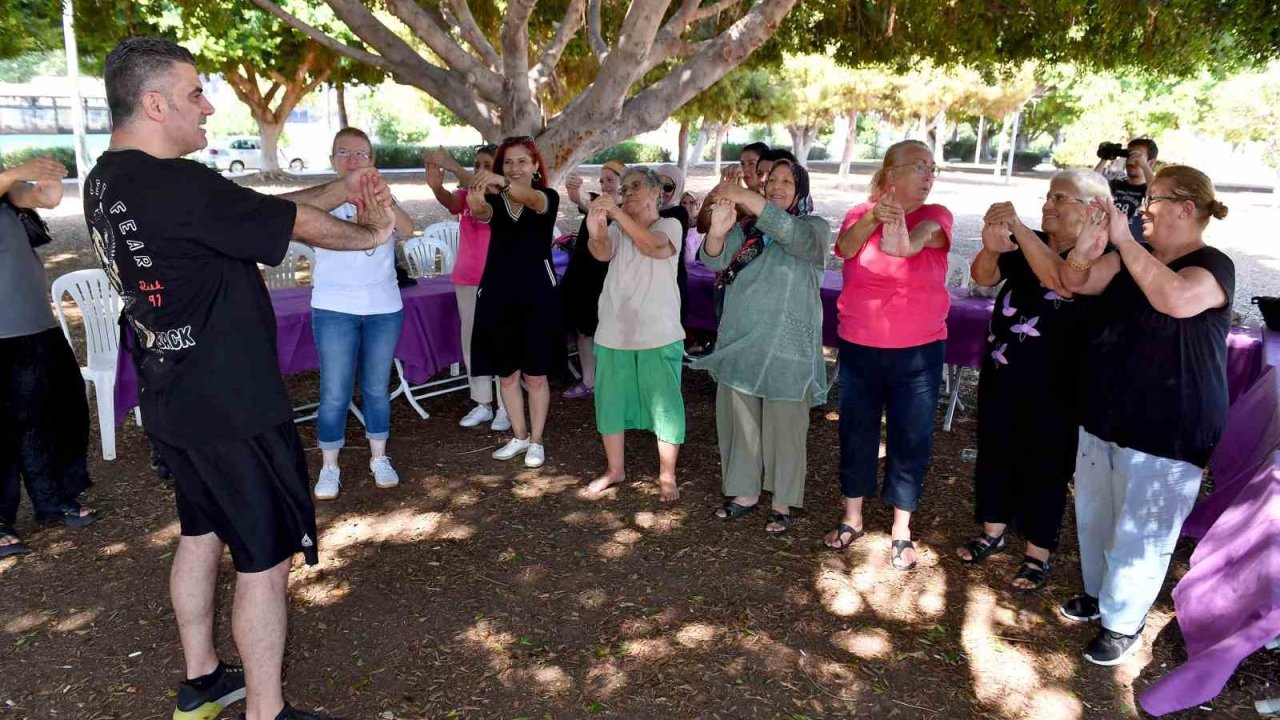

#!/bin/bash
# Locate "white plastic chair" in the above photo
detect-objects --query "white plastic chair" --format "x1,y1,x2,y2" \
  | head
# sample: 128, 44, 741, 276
423, 222, 460, 263
260, 244, 307, 289
945, 251, 970, 289
940, 252, 973, 431
290, 242, 316, 283
402, 235, 456, 276
51, 269, 140, 460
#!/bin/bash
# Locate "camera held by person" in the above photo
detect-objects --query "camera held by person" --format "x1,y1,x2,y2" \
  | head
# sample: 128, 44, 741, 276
1096, 142, 1129, 161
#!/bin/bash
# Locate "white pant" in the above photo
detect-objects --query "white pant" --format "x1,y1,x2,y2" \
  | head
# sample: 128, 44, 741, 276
1074, 428, 1203, 635
455, 285, 495, 405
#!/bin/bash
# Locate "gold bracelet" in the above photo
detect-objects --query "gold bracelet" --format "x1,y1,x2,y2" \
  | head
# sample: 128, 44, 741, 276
1065, 254, 1092, 272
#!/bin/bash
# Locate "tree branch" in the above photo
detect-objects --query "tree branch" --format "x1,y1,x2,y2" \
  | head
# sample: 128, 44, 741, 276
446, 0, 501, 70
586, 0, 608, 60
692, 0, 748, 22
247, 0, 388, 70
499, 0, 539, 133
384, 0, 502, 95
532, 0, 586, 88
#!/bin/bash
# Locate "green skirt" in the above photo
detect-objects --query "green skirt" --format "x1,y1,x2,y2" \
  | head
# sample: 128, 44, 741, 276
593, 340, 686, 444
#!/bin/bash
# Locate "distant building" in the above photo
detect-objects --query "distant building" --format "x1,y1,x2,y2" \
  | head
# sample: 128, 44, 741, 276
0, 76, 109, 135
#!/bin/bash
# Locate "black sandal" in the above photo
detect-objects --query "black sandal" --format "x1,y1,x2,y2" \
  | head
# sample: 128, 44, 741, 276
824, 523, 864, 551
765, 511, 792, 536
891, 539, 918, 571
0, 526, 31, 558
958, 531, 1007, 564
1012, 556, 1051, 592
36, 503, 99, 529
714, 501, 758, 521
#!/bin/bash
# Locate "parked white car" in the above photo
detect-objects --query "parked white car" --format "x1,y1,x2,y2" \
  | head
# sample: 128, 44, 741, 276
199, 136, 308, 172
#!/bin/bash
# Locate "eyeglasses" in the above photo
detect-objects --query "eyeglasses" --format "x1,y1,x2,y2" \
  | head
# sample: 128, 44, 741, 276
891, 161, 941, 177
334, 149, 371, 160
1142, 195, 1179, 209
1044, 193, 1086, 206
660, 183, 677, 193
619, 181, 648, 197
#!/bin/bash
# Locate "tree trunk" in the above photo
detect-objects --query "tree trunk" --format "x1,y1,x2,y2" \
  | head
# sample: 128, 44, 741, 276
689, 122, 713, 166
975, 116, 986, 163
993, 116, 1008, 177
256, 119, 285, 173
335, 79, 349, 128
713, 124, 726, 175
677, 120, 690, 175
932, 109, 946, 162
788, 124, 817, 167
764, 124, 774, 145
838, 109, 860, 184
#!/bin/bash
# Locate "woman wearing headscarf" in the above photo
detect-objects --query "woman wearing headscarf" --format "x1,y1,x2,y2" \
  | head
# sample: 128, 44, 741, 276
695, 160, 832, 535
656, 164, 691, 324
559, 159, 626, 400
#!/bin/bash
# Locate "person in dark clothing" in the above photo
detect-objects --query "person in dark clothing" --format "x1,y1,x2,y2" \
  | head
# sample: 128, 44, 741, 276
1096, 137, 1157, 241
0, 155, 97, 559
957, 169, 1113, 592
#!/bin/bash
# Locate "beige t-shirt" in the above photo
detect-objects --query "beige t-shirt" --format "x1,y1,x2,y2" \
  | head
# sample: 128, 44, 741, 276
594, 216, 685, 351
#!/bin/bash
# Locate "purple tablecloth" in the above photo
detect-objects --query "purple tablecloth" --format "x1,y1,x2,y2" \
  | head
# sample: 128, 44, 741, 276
684, 264, 995, 369
114, 277, 464, 425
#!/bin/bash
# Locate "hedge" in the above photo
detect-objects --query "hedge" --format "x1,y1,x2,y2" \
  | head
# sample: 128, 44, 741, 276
1, 146, 79, 178
373, 142, 673, 170
716, 142, 829, 162
1012, 151, 1044, 172
584, 141, 670, 164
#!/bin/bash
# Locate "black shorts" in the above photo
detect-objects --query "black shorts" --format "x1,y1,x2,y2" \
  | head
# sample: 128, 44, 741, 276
471, 291, 561, 378
150, 421, 318, 573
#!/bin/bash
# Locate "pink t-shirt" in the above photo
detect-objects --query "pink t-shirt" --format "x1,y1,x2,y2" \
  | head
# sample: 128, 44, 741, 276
836, 202, 954, 349
451, 188, 491, 286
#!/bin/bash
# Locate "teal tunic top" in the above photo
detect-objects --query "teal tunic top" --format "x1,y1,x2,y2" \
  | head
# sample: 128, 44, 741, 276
692, 203, 832, 405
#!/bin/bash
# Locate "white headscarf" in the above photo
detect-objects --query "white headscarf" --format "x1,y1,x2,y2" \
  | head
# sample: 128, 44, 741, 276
655, 164, 685, 209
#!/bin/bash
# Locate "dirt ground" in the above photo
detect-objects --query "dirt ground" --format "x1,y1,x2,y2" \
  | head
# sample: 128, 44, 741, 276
2, 167, 1276, 719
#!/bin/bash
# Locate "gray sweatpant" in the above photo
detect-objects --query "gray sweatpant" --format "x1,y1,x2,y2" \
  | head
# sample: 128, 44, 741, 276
716, 384, 810, 509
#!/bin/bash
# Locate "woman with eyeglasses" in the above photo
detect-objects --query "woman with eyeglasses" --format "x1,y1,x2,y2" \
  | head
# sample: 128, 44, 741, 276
695, 160, 832, 535
310, 127, 415, 500
425, 144, 512, 433
1052, 165, 1233, 665
826, 139, 951, 570
467, 137, 562, 469
956, 169, 1112, 592
559, 159, 626, 400
581, 168, 687, 502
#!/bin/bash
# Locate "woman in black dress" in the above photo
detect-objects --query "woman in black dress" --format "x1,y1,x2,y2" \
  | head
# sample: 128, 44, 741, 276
957, 169, 1113, 591
560, 159, 625, 399
467, 138, 561, 470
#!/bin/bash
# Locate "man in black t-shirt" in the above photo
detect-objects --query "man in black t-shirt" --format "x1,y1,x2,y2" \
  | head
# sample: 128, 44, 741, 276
1096, 137, 1157, 241
85, 37, 395, 720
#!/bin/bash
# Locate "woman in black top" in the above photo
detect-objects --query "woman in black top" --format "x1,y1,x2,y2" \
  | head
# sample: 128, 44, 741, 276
1054, 165, 1233, 665
655, 165, 691, 323
467, 138, 562, 470
957, 170, 1113, 592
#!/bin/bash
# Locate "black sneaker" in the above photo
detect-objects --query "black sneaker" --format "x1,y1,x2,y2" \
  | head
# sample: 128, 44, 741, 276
1060, 594, 1101, 622
1083, 626, 1144, 666
239, 704, 346, 720
173, 662, 245, 719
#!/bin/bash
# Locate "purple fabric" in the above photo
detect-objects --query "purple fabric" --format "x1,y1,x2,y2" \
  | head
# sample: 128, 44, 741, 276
114, 277, 463, 425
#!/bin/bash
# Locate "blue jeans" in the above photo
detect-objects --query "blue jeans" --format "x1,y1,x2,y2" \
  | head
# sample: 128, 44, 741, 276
837, 339, 944, 511
312, 308, 403, 450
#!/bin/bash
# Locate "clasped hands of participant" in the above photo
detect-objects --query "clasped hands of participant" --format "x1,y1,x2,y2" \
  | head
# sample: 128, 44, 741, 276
344, 167, 397, 244
979, 197, 1127, 268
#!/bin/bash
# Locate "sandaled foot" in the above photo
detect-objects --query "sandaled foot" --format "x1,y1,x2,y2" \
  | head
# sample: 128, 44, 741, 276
584, 473, 625, 496
561, 382, 593, 400
714, 500, 758, 521
0, 526, 31, 558
891, 539, 918, 571
765, 511, 792, 536
824, 522, 864, 550
658, 476, 680, 503
37, 504, 98, 529
957, 531, 1007, 564
1011, 555, 1051, 592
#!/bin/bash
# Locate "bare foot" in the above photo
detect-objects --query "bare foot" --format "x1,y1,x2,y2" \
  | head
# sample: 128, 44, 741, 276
585, 472, 625, 496
658, 475, 680, 503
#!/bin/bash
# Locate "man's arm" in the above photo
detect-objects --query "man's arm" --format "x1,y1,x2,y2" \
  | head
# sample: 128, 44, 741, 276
292, 172, 395, 251
278, 167, 386, 211
1, 157, 66, 209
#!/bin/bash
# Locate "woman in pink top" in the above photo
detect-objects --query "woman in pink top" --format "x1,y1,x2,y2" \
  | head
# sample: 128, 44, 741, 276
824, 140, 953, 571
425, 145, 511, 432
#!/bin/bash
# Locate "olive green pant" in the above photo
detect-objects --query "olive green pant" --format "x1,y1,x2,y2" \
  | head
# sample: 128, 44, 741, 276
715, 384, 810, 509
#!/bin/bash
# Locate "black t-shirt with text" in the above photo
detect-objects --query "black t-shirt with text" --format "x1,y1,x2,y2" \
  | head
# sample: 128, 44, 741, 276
83, 150, 297, 447
1081, 245, 1235, 467
1109, 179, 1147, 242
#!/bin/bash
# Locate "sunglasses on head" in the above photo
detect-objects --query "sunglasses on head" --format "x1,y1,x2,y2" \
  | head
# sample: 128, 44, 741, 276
502, 135, 535, 145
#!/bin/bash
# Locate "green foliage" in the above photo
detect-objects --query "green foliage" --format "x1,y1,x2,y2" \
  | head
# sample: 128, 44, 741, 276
0, 50, 65, 82
371, 144, 481, 170
1201, 63, 1280, 168
584, 142, 671, 165
1013, 151, 1044, 172
0, 1, 63, 59
943, 139, 977, 161
719, 142, 829, 162
2, 146, 79, 178
674, 66, 788, 128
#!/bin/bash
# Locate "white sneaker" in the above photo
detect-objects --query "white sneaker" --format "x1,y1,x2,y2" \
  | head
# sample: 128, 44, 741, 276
370, 456, 399, 488
524, 443, 545, 468
490, 408, 512, 432
314, 465, 341, 500
492, 436, 531, 460
460, 404, 494, 428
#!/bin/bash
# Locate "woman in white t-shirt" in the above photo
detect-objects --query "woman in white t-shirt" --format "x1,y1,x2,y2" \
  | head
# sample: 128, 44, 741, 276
311, 128, 414, 501
581, 168, 686, 503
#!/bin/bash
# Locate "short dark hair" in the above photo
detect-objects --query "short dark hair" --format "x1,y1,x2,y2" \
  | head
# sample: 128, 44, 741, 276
741, 142, 769, 157
1128, 137, 1159, 161
104, 36, 196, 126
763, 148, 798, 164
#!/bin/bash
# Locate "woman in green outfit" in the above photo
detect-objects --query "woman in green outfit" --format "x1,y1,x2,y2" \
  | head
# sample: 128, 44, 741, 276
696, 160, 832, 534
583, 168, 687, 503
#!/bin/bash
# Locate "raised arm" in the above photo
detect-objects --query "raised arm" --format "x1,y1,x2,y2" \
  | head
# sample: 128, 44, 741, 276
598, 196, 676, 260
836, 207, 879, 259
1062, 200, 1123, 296
472, 170, 548, 214
752, 203, 830, 266
292, 172, 395, 252
699, 198, 745, 271
878, 193, 947, 258
1102, 201, 1226, 317
585, 204, 613, 262
425, 159, 464, 215
279, 167, 386, 211
424, 147, 475, 186
1, 157, 67, 209
984, 202, 1074, 295
971, 218, 1017, 286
